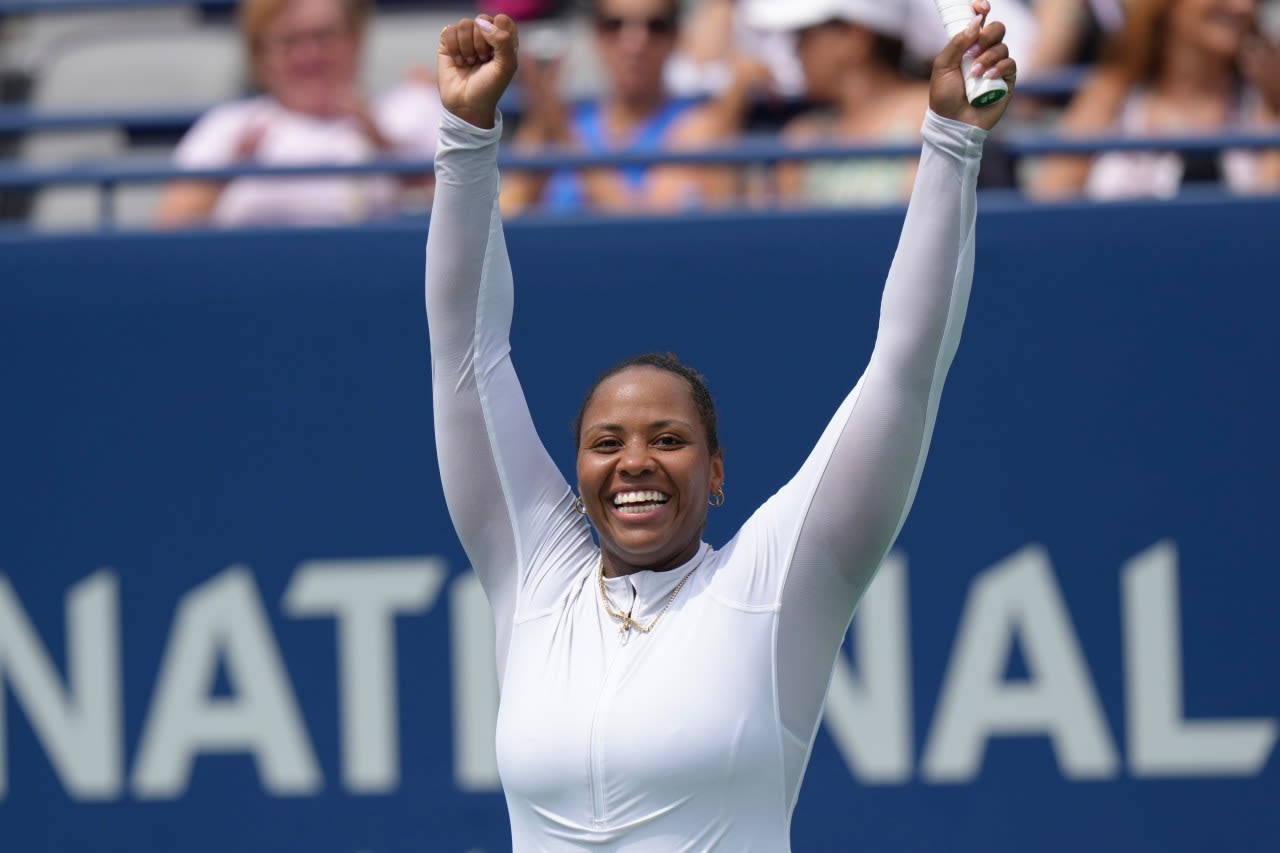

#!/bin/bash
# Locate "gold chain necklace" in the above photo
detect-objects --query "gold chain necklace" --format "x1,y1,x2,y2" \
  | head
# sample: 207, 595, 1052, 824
597, 546, 707, 644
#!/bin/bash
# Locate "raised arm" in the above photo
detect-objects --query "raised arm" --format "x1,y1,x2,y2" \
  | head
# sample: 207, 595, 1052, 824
427, 16, 584, 646
789, 8, 1015, 586
767, 4, 1018, 759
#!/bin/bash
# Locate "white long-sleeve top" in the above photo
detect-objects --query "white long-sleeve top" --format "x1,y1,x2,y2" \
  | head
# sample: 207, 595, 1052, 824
426, 107, 986, 851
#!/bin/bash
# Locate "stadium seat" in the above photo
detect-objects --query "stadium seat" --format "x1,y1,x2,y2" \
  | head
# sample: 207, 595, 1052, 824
537, 14, 608, 102
364, 8, 469, 95
18, 23, 245, 230
0, 7, 201, 79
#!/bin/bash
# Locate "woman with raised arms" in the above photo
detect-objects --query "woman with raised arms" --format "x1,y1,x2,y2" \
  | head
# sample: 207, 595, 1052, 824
426, 3, 1016, 849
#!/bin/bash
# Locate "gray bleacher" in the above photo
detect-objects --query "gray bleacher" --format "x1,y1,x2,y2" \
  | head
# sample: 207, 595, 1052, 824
0, 1, 507, 229
2, 0, 1276, 232
17, 21, 245, 228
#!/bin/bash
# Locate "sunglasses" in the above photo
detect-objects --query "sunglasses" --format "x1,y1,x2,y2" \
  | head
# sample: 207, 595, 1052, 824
594, 15, 677, 38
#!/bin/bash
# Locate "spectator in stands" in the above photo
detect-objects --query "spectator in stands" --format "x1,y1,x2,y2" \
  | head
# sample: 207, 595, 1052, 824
747, 0, 933, 207
663, 0, 806, 99
1030, 0, 1280, 200
1023, 0, 1127, 74
154, 0, 440, 228
497, 0, 720, 216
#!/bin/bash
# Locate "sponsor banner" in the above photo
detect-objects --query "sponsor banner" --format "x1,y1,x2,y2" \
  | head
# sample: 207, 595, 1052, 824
1, 197, 1276, 851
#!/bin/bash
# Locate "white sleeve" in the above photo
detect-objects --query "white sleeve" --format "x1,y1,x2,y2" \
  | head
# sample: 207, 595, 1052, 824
425, 109, 591, 669
770, 110, 988, 747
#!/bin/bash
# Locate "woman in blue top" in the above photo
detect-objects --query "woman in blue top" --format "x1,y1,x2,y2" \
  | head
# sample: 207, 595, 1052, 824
498, 0, 711, 215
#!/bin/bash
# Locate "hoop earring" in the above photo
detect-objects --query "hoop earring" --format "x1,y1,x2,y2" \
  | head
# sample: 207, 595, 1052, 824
574, 496, 587, 515
708, 487, 725, 508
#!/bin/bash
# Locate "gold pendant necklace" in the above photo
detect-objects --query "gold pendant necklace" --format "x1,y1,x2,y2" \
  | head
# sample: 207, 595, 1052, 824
597, 546, 707, 644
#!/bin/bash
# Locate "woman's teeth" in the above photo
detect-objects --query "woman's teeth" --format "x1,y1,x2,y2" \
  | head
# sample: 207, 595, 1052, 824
613, 490, 669, 513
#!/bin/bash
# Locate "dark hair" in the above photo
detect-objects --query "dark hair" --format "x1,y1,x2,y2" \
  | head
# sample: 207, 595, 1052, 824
573, 352, 720, 454
1100, 0, 1175, 85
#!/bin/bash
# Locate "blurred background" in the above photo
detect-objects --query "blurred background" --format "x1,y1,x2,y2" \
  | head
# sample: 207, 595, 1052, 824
0, 1, 1277, 851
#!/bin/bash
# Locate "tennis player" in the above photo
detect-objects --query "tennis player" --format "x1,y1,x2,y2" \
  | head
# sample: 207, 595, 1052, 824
426, 3, 1015, 849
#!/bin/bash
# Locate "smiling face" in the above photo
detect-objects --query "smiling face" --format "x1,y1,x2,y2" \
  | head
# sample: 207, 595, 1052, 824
1122, 0, 1257, 79
577, 366, 724, 577
1170, 0, 1256, 60
250, 0, 363, 115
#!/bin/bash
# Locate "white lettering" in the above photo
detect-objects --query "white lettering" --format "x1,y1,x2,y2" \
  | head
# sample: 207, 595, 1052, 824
7, 538, 1273, 804
131, 567, 320, 798
449, 571, 500, 791
921, 546, 1118, 782
0, 571, 122, 800
824, 555, 912, 783
284, 557, 446, 793
1123, 541, 1277, 776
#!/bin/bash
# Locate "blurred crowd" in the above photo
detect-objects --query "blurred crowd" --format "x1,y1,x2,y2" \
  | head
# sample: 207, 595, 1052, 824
491, 0, 1280, 215
3, 0, 1279, 228
155, 0, 442, 227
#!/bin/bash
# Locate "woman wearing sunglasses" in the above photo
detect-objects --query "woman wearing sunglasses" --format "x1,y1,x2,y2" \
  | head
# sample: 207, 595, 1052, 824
498, 0, 716, 215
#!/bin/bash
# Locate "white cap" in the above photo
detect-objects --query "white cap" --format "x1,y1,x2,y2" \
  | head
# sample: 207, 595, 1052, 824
743, 0, 910, 39
899, 0, 1040, 75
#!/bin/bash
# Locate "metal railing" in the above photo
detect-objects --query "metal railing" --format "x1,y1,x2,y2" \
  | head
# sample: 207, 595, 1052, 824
3, 129, 1279, 226
7, 130, 1280, 188
2, 1, 1274, 228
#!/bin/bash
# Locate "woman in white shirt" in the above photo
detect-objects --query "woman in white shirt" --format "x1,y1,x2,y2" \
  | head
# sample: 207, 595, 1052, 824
155, 0, 439, 228
428, 5, 1015, 849
1031, 0, 1280, 201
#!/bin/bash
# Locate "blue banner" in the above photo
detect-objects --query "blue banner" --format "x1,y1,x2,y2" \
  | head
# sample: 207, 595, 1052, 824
1, 194, 1276, 851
